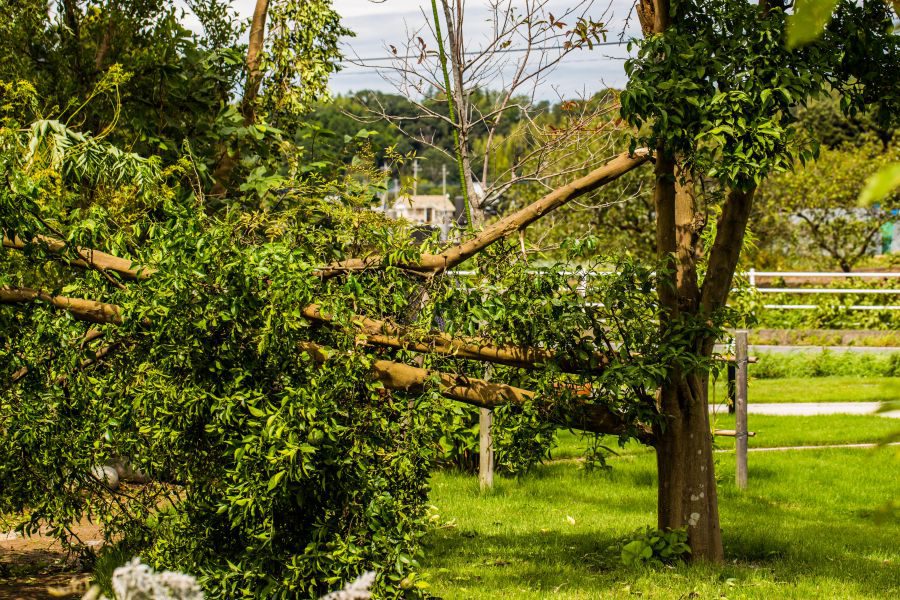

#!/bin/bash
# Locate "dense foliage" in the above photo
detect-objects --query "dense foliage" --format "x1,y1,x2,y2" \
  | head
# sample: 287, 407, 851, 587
0, 82, 668, 599
1, 0, 899, 594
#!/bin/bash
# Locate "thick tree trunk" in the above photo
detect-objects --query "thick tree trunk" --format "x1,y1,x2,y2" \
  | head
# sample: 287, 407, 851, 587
654, 370, 723, 562
652, 147, 725, 562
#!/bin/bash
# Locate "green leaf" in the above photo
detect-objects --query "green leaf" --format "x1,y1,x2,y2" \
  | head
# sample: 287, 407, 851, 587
267, 470, 285, 491
858, 163, 900, 207
786, 0, 839, 49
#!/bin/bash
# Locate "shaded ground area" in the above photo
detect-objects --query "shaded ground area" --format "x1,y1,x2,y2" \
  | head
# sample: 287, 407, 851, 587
425, 446, 900, 599
0, 523, 100, 599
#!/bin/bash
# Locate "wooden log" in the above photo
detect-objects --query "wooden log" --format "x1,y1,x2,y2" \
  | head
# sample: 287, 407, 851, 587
2, 234, 155, 280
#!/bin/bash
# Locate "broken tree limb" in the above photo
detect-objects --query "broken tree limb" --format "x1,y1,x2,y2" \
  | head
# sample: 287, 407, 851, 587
297, 342, 652, 440
5, 152, 649, 302
301, 304, 610, 372
315, 149, 651, 278
2, 234, 155, 280
0, 287, 122, 324
1, 289, 651, 440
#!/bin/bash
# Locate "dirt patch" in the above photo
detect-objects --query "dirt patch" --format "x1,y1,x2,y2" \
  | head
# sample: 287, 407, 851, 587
0, 522, 102, 599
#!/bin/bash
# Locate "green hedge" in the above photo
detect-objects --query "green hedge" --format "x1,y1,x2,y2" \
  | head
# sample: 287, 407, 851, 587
750, 350, 900, 379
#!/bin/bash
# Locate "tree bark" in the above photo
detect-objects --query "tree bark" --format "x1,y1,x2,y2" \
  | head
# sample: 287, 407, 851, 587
0, 287, 122, 324
654, 370, 723, 562
2, 234, 155, 280
241, 0, 270, 123
651, 169, 726, 562
211, 0, 269, 197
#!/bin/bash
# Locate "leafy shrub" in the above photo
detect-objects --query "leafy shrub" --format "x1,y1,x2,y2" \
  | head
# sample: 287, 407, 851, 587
619, 527, 691, 567
751, 350, 900, 379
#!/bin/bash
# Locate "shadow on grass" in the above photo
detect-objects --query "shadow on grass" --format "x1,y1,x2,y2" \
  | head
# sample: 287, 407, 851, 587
426, 519, 899, 598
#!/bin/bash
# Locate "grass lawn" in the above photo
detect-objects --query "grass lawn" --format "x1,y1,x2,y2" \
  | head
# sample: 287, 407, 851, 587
710, 376, 900, 404
551, 414, 900, 459
424, 444, 900, 599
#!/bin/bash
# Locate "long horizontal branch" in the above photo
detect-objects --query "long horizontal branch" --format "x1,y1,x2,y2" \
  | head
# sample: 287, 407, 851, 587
0, 287, 122, 324
8, 153, 637, 284
2, 234, 155, 280
298, 342, 651, 440
302, 304, 610, 373
1, 289, 649, 440
0, 290, 603, 373
315, 149, 651, 278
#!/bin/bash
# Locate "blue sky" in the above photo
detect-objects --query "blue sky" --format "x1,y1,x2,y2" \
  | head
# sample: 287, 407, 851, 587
229, 0, 640, 99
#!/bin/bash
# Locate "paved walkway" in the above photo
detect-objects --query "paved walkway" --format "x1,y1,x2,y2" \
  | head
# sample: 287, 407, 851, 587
710, 402, 900, 418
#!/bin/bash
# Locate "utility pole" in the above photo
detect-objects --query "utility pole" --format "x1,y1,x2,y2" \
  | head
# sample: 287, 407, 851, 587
442, 164, 447, 196
412, 159, 419, 196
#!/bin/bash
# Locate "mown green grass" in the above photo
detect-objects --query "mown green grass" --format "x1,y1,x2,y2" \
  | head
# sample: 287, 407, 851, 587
709, 413, 900, 449
710, 375, 900, 404
551, 414, 900, 459
424, 445, 900, 599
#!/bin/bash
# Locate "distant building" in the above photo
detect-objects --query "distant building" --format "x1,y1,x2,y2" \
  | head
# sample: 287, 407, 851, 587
383, 194, 458, 240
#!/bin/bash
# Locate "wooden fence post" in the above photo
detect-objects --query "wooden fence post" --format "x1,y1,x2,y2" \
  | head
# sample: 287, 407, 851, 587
735, 329, 749, 490
479, 408, 494, 489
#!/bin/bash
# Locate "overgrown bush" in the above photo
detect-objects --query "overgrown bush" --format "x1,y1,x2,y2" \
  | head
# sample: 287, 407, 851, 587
0, 107, 670, 596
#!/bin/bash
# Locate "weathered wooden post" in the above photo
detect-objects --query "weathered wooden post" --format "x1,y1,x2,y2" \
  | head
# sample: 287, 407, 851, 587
479, 408, 494, 489
735, 329, 749, 490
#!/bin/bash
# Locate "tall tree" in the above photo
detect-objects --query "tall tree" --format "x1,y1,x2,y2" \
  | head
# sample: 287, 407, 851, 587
357, 0, 611, 226
620, 0, 899, 558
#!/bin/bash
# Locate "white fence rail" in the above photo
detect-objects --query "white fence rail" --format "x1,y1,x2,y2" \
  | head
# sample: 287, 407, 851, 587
448, 269, 900, 311
745, 269, 900, 311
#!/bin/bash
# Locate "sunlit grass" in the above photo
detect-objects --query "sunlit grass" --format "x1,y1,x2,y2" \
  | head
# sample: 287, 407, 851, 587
424, 444, 900, 599
709, 376, 900, 404
551, 414, 899, 459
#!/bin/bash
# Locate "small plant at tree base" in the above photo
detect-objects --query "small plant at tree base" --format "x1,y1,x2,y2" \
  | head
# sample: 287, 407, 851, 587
619, 527, 691, 567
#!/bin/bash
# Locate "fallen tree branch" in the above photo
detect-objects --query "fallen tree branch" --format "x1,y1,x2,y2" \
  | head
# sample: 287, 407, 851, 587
0, 287, 122, 324
2, 234, 155, 280
1, 290, 651, 440
315, 149, 651, 278
298, 342, 652, 440
302, 304, 610, 372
